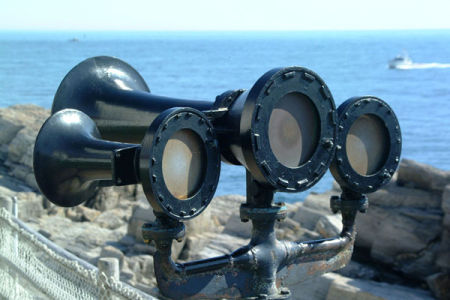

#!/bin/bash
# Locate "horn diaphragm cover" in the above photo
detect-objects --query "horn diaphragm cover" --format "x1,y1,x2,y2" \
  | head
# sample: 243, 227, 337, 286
140, 107, 221, 220
330, 96, 402, 193
238, 67, 337, 192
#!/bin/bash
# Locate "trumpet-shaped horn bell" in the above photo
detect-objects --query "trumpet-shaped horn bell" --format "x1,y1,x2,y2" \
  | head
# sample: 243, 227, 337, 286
33, 109, 134, 207
52, 56, 211, 143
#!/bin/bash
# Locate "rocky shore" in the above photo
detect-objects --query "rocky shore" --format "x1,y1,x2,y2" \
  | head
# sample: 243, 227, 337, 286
0, 104, 449, 299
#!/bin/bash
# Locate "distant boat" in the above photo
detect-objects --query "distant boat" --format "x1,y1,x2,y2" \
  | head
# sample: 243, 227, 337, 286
388, 54, 412, 69
68, 38, 79, 42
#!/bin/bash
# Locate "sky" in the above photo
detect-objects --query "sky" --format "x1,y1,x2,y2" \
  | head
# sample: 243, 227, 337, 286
0, 0, 450, 31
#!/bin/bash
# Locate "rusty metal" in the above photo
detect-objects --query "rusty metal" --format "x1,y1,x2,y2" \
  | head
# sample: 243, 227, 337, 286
143, 172, 368, 299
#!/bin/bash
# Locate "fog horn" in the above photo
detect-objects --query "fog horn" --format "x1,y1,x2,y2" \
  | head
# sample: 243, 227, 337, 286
52, 56, 337, 194
33, 108, 221, 220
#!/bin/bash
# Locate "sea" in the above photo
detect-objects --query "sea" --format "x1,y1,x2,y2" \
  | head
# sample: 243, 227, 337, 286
0, 30, 449, 203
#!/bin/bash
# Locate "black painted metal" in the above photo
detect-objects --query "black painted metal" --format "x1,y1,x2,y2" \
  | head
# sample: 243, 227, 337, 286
139, 107, 221, 220
33, 108, 221, 220
219, 67, 337, 193
33, 109, 136, 207
143, 172, 361, 299
329, 96, 402, 193
52, 56, 212, 144
51, 57, 336, 192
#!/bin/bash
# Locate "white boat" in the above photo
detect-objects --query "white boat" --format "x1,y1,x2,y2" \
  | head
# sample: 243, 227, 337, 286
388, 54, 412, 69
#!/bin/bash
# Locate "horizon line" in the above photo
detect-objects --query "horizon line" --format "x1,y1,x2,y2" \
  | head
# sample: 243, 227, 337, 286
1, 28, 450, 33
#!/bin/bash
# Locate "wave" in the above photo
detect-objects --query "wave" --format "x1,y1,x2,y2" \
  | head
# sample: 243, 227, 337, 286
395, 62, 450, 70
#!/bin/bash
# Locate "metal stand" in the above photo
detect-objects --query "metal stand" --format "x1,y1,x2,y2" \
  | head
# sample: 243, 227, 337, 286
143, 172, 368, 299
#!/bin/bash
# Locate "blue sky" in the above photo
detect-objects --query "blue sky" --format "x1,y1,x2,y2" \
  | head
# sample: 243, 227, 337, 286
1, 0, 449, 31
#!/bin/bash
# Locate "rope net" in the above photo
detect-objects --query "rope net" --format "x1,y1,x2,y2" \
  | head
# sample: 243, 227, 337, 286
0, 208, 156, 300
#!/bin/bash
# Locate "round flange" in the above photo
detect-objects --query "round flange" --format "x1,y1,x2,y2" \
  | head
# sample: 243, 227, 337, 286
240, 202, 287, 222
330, 96, 402, 194
140, 107, 221, 220
142, 222, 185, 242
240, 67, 337, 192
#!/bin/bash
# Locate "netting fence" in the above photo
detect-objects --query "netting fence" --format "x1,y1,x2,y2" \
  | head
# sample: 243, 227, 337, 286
0, 208, 157, 300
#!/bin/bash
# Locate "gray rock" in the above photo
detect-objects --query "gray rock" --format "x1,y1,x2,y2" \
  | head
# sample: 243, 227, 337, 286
369, 184, 442, 209
303, 191, 334, 213
65, 206, 100, 222
326, 273, 434, 300
0, 105, 48, 147
88, 185, 138, 212
288, 273, 341, 300
0, 169, 33, 193
7, 127, 36, 168
426, 272, 450, 300
436, 229, 450, 270
336, 261, 378, 280
397, 159, 450, 192
139, 255, 155, 281
398, 242, 441, 278
127, 204, 155, 242
222, 211, 252, 238
94, 210, 127, 230
369, 210, 441, 264
291, 205, 330, 231
0, 195, 13, 212
188, 232, 248, 260
442, 184, 450, 214
100, 245, 125, 268
208, 194, 245, 226
315, 214, 342, 238
16, 192, 44, 221
443, 214, 450, 229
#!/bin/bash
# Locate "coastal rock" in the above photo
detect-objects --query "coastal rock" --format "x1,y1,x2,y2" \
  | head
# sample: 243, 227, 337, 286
351, 161, 448, 282
335, 261, 378, 281
16, 191, 44, 221
291, 205, 330, 231
100, 245, 125, 268
315, 214, 342, 238
326, 273, 434, 300
65, 205, 101, 222
127, 202, 155, 242
288, 273, 341, 300
442, 184, 450, 214
436, 229, 450, 270
94, 209, 127, 230
397, 159, 450, 192
0, 105, 49, 190
426, 272, 450, 300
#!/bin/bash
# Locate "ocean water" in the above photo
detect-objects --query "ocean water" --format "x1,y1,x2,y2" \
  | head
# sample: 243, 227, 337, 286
0, 30, 449, 203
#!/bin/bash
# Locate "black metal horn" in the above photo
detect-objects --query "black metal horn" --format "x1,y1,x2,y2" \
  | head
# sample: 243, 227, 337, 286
33, 109, 136, 207
51, 56, 212, 144
33, 108, 221, 220
52, 56, 338, 193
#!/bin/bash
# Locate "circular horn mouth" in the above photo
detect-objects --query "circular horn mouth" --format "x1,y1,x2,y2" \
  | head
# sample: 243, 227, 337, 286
33, 109, 105, 207
140, 107, 221, 220
330, 97, 402, 193
237, 67, 337, 192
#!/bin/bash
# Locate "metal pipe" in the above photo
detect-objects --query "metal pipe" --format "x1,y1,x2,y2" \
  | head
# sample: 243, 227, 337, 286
149, 181, 361, 299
